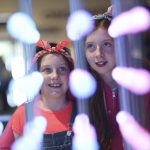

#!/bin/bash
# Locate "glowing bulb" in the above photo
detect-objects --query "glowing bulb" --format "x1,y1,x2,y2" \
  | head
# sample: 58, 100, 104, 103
116, 111, 150, 150
66, 9, 94, 41
112, 67, 150, 95
108, 6, 150, 37
7, 12, 40, 44
10, 71, 43, 106
69, 69, 97, 99
24, 116, 47, 134
11, 56, 25, 79
12, 116, 47, 150
72, 114, 99, 150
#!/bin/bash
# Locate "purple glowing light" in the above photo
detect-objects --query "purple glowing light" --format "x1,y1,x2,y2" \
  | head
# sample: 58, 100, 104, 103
66, 9, 94, 41
116, 111, 150, 150
72, 114, 99, 150
108, 6, 150, 37
69, 69, 97, 99
112, 67, 150, 95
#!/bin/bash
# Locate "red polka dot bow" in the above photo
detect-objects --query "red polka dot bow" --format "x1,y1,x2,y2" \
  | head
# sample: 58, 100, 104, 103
32, 40, 74, 64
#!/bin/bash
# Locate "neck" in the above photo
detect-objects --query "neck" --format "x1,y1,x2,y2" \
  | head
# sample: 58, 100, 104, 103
100, 72, 117, 90
40, 95, 68, 111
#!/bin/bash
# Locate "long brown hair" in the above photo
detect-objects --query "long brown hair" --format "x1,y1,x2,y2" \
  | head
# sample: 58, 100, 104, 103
87, 18, 112, 150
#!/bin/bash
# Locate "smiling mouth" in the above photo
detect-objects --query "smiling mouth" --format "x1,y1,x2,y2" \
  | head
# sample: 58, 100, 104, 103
48, 83, 62, 88
95, 61, 107, 67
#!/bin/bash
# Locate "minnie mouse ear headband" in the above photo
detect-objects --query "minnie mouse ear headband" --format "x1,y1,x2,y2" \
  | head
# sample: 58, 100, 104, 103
93, 6, 113, 21
32, 40, 74, 65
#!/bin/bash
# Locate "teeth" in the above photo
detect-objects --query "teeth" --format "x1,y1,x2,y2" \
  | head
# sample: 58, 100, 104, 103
97, 62, 105, 65
49, 83, 61, 87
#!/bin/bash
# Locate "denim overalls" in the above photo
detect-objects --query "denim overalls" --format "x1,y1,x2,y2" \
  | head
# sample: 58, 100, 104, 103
42, 100, 77, 150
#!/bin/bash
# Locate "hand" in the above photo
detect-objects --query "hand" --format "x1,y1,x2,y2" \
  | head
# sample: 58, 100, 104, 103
116, 111, 150, 150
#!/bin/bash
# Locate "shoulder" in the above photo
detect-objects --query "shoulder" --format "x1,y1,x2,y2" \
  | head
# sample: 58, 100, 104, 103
14, 104, 25, 115
12, 104, 26, 135
12, 103, 26, 123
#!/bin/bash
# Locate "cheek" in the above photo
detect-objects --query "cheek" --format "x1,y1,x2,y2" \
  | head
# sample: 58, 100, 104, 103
43, 77, 48, 84
104, 49, 115, 58
62, 75, 69, 85
42, 75, 50, 85
41, 80, 47, 89
107, 52, 116, 62
86, 52, 93, 63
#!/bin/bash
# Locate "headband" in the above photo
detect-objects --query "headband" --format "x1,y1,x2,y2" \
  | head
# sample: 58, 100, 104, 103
93, 6, 113, 21
32, 40, 74, 64
93, 13, 112, 21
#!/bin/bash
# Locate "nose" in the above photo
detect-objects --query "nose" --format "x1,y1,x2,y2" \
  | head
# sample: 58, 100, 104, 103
50, 69, 59, 80
95, 45, 103, 58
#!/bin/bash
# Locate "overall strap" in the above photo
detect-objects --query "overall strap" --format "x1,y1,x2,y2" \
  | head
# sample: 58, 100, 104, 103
69, 99, 78, 126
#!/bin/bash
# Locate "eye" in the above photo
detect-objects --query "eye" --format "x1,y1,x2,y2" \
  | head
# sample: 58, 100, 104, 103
57, 66, 68, 75
85, 42, 97, 52
102, 42, 113, 49
41, 67, 52, 74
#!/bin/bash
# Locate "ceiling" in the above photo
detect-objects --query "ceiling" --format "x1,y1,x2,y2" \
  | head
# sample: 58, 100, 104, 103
0, 0, 111, 41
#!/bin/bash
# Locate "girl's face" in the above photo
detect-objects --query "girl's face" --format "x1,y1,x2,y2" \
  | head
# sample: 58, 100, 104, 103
85, 27, 116, 76
39, 54, 70, 99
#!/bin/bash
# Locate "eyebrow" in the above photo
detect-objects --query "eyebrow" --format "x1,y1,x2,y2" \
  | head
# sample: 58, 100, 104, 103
40, 63, 68, 68
58, 63, 68, 66
102, 38, 113, 42
86, 38, 113, 43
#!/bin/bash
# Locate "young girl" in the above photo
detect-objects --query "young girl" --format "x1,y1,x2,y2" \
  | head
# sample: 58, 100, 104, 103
85, 8, 124, 150
1, 40, 77, 149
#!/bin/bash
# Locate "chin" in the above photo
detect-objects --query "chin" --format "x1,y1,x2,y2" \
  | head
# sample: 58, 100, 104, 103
50, 93, 65, 99
97, 69, 111, 76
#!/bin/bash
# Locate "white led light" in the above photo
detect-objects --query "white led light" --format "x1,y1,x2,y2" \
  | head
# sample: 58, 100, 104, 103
66, 10, 94, 41
7, 12, 40, 44
69, 69, 96, 99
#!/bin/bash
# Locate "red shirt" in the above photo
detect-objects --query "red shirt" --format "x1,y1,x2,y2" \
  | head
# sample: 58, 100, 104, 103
12, 100, 72, 135
0, 115, 14, 150
0, 100, 72, 149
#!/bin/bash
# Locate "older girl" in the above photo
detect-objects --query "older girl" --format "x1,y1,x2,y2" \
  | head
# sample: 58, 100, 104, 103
85, 8, 124, 150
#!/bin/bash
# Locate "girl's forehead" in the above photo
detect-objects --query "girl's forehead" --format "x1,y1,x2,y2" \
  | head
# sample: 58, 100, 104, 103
41, 54, 67, 65
86, 28, 112, 42
42, 53, 64, 60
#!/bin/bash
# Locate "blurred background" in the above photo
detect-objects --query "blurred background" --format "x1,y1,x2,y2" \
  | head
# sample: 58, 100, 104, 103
0, 0, 110, 115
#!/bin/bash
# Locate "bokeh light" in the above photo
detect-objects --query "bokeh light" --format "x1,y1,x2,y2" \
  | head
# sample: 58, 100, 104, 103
12, 116, 47, 150
116, 111, 150, 150
72, 114, 99, 150
66, 9, 94, 41
10, 71, 43, 106
108, 6, 150, 37
7, 12, 40, 44
69, 69, 97, 99
11, 56, 25, 79
112, 67, 150, 95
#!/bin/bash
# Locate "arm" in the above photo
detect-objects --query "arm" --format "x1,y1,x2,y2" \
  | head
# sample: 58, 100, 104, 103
0, 115, 15, 149
0, 103, 25, 149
